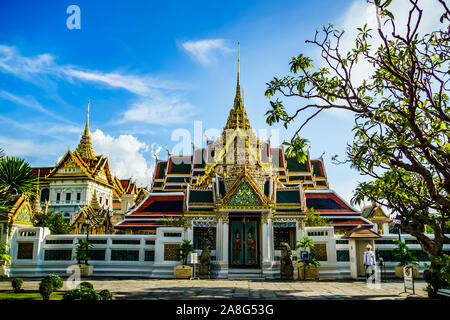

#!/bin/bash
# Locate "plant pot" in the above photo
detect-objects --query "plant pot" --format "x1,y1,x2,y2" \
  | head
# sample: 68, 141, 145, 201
174, 265, 193, 279
76, 264, 94, 277
395, 265, 419, 279
298, 262, 319, 280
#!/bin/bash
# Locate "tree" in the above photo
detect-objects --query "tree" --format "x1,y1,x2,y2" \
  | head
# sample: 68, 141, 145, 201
304, 208, 330, 227
33, 211, 73, 234
264, 0, 449, 293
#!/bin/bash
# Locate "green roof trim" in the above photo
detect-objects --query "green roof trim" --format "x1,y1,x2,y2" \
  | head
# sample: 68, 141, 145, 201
276, 190, 300, 204
189, 190, 214, 203
286, 157, 308, 172
157, 162, 167, 179
312, 161, 323, 177
170, 161, 192, 174
264, 181, 270, 196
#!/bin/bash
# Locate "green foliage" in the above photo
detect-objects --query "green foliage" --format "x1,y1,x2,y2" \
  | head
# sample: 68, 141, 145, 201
11, 278, 23, 293
0, 243, 12, 265
177, 240, 194, 265
160, 216, 184, 227
0, 156, 36, 197
33, 211, 73, 235
42, 275, 63, 291
264, 0, 449, 291
99, 289, 113, 300
39, 280, 53, 301
304, 208, 330, 227
63, 286, 102, 301
296, 236, 320, 267
74, 239, 94, 265
425, 254, 450, 298
392, 239, 418, 267
79, 281, 94, 290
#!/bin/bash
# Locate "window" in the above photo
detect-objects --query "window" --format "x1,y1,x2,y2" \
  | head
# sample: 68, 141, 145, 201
106, 199, 109, 206
41, 188, 50, 202
77, 193, 81, 201
274, 227, 296, 250
111, 250, 139, 261
66, 193, 71, 201
99, 197, 102, 204
193, 227, 216, 250
17, 242, 34, 260
56, 193, 61, 201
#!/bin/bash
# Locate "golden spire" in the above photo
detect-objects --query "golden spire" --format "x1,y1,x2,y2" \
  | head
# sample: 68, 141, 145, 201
75, 100, 97, 162
31, 169, 42, 215
224, 42, 250, 130
89, 190, 101, 212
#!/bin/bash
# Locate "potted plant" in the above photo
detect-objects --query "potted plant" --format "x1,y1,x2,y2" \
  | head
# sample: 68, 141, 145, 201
73, 239, 94, 276
174, 240, 194, 279
295, 236, 320, 280
0, 243, 13, 277
392, 239, 419, 278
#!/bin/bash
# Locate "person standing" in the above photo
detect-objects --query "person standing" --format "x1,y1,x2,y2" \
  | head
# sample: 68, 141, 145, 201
363, 244, 376, 281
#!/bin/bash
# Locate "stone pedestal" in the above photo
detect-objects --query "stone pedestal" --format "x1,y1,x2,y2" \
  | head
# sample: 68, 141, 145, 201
174, 265, 193, 279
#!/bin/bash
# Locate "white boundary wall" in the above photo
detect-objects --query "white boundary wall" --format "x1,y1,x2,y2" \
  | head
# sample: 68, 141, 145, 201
6, 226, 450, 279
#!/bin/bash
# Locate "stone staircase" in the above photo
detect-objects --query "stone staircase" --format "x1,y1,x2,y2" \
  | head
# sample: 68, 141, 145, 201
228, 268, 264, 280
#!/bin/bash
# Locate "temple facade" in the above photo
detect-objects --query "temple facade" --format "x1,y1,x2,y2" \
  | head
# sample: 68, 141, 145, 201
31, 104, 145, 232
115, 56, 374, 278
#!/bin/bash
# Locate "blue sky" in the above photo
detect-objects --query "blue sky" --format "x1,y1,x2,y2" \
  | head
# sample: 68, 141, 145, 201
0, 0, 441, 206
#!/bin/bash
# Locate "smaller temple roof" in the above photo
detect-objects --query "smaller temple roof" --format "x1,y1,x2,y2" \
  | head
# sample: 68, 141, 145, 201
341, 225, 381, 239
188, 190, 214, 203
276, 189, 301, 204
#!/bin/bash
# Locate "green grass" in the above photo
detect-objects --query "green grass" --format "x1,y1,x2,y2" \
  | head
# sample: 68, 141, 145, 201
0, 290, 65, 300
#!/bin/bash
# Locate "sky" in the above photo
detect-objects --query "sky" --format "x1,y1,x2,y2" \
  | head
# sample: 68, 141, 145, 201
0, 0, 443, 207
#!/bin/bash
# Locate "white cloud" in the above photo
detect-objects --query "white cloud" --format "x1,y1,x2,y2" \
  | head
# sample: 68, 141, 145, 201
91, 129, 154, 186
0, 44, 196, 126
119, 95, 197, 125
181, 39, 233, 65
0, 136, 61, 158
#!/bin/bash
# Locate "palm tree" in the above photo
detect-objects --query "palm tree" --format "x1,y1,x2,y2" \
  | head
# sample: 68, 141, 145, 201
0, 156, 37, 197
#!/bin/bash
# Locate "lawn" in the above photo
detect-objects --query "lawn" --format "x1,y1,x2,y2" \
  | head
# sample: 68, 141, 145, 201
0, 290, 65, 300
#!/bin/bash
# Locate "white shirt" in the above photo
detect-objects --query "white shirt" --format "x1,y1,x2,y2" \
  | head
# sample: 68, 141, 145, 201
363, 250, 376, 266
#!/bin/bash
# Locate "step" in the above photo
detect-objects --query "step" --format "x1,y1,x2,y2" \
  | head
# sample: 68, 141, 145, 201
228, 268, 263, 280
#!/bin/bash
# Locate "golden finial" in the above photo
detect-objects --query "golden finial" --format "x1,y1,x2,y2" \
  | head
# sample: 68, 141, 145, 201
75, 100, 96, 161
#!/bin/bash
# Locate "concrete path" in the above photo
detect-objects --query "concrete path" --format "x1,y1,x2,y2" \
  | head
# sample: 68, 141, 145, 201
0, 278, 429, 300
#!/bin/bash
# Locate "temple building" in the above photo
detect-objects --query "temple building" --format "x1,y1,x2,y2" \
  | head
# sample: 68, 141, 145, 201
115, 53, 374, 277
31, 104, 146, 233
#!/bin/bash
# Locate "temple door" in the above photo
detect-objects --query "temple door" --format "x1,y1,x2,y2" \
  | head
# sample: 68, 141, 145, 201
230, 218, 259, 267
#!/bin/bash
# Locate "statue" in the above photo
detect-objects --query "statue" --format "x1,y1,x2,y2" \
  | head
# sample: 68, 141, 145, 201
280, 242, 293, 280
198, 229, 214, 279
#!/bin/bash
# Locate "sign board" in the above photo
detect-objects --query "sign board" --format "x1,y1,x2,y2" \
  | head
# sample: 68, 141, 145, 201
300, 251, 309, 261
403, 265, 415, 293
189, 252, 198, 264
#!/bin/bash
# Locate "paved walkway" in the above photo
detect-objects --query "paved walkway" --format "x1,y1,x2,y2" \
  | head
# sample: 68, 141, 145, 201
0, 278, 428, 300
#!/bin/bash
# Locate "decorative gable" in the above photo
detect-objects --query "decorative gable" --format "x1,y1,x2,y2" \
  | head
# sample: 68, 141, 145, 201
229, 181, 261, 206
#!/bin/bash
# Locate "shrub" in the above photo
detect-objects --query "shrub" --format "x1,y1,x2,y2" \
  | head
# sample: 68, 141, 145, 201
39, 280, 53, 300
11, 278, 23, 293
79, 281, 94, 290
43, 274, 63, 291
99, 289, 113, 300
63, 286, 102, 301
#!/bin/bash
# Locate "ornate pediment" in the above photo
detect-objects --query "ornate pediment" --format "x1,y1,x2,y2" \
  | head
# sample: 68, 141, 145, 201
222, 170, 269, 207
229, 181, 261, 206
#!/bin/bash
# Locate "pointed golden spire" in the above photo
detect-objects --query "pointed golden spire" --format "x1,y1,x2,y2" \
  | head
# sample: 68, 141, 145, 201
224, 42, 250, 130
75, 100, 97, 162
89, 190, 101, 212
31, 169, 42, 215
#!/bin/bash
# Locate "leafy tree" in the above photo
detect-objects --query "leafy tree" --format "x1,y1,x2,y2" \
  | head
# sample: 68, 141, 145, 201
265, 0, 449, 293
392, 239, 419, 266
304, 208, 330, 227
177, 240, 194, 265
0, 243, 12, 265
33, 211, 73, 234
74, 239, 94, 265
